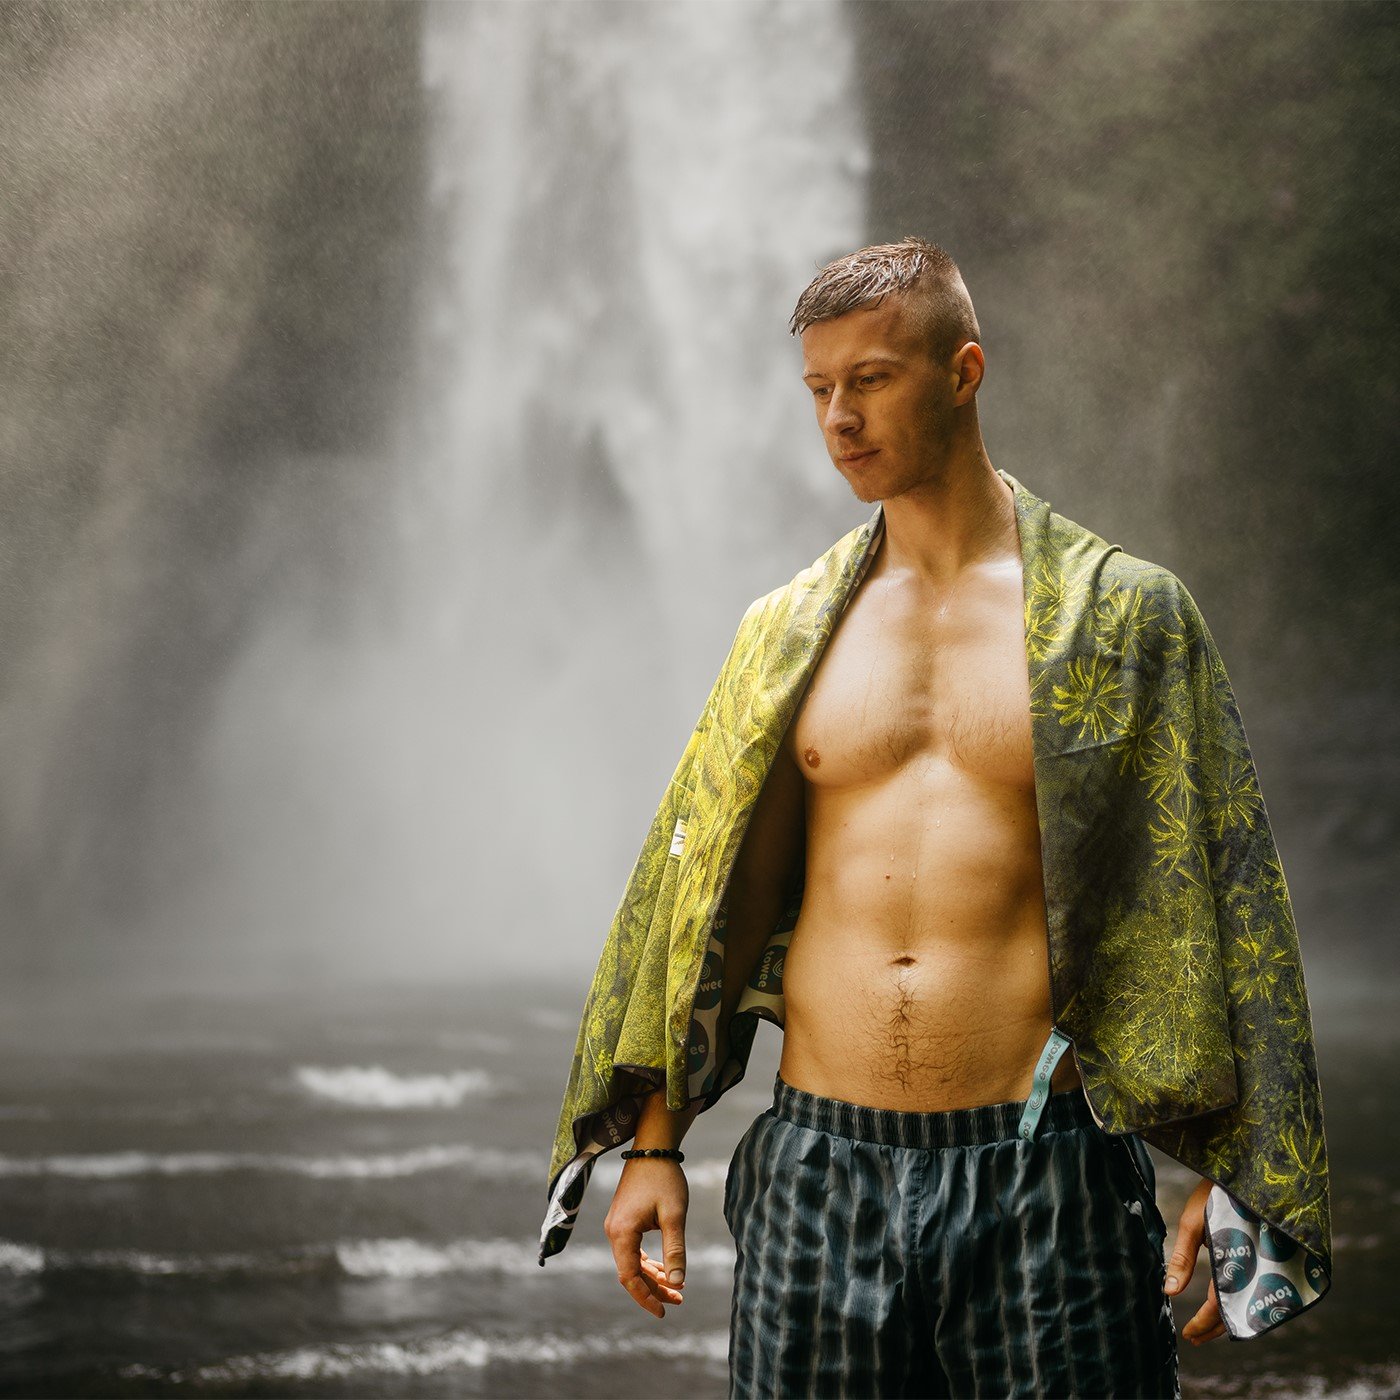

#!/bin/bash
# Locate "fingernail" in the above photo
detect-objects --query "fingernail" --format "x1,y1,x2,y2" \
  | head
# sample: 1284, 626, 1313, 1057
668, 1269, 684, 1285
1165, 1276, 1179, 1294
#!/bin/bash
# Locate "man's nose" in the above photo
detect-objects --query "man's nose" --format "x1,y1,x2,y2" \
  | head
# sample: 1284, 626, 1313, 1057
824, 387, 861, 434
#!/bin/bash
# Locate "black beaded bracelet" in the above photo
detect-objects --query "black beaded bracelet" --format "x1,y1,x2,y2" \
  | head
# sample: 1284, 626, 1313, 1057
620, 1147, 685, 1162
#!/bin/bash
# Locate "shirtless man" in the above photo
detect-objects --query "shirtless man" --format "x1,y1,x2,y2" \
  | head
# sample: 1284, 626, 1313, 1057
601, 239, 1220, 1397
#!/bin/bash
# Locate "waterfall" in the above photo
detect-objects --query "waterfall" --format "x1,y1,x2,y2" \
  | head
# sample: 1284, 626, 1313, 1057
372, 0, 870, 972
3, 0, 870, 988
401, 0, 866, 632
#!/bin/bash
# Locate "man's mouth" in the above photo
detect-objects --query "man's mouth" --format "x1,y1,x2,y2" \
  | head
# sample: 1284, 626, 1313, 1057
839, 449, 878, 463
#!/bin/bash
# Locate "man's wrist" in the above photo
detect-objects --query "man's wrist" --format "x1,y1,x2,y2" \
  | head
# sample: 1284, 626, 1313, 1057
630, 1086, 700, 1153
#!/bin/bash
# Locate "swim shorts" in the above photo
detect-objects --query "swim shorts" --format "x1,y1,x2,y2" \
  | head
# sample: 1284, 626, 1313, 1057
723, 1032, 1181, 1399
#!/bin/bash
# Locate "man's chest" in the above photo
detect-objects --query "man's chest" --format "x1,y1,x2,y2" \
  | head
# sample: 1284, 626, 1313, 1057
787, 564, 1035, 793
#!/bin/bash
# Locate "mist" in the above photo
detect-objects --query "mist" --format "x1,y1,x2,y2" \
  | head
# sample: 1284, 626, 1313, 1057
1, 0, 1395, 1010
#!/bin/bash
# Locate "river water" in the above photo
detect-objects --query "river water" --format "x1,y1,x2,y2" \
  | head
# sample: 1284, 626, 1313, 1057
0, 976, 1395, 1398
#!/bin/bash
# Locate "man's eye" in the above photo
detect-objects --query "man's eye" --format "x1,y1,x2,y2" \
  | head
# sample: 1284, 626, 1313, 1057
811, 387, 830, 398
860, 375, 882, 385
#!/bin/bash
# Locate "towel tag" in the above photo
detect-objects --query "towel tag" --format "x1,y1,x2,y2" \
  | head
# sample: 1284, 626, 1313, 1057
1017, 1027, 1073, 1141
669, 818, 687, 857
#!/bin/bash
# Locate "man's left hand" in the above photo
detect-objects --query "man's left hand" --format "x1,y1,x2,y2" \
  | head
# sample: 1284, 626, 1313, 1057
1164, 1176, 1228, 1345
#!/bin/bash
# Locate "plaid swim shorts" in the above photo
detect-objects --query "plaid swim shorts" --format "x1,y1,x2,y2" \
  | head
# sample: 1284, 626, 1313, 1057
723, 1030, 1181, 1399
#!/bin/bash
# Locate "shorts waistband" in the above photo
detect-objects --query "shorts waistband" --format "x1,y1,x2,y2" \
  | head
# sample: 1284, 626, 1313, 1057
770, 1072, 1100, 1148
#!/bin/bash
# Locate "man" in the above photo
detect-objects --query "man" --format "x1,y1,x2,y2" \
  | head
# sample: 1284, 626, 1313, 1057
540, 239, 1331, 1399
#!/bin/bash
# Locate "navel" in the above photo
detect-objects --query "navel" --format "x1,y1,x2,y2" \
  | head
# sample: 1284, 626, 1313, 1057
891, 954, 917, 968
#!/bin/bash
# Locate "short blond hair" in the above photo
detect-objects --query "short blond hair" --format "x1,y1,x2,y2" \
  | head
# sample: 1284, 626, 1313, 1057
788, 236, 981, 365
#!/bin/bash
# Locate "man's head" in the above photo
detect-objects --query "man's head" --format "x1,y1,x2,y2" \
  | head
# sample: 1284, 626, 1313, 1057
790, 237, 986, 504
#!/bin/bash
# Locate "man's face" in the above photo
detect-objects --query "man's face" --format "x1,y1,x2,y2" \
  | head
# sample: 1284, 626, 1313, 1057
800, 294, 962, 504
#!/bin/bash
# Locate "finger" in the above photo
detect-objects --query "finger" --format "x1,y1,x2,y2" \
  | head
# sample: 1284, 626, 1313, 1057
641, 1260, 686, 1299
609, 1224, 663, 1319
1165, 1196, 1208, 1297
659, 1207, 688, 1288
623, 1271, 665, 1317
628, 1273, 666, 1317
639, 1251, 684, 1302
1183, 1280, 1222, 1342
1183, 1300, 1217, 1339
1188, 1319, 1228, 1346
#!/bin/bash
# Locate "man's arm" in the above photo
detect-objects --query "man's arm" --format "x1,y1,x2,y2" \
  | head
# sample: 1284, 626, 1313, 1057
604, 747, 807, 1318
713, 745, 807, 1065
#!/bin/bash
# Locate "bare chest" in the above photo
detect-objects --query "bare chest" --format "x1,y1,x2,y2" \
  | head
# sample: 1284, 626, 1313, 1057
788, 564, 1034, 792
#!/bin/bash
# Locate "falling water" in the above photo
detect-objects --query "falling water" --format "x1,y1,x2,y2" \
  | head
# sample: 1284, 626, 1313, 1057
380, 0, 870, 972
406, 0, 868, 609
177, 0, 871, 985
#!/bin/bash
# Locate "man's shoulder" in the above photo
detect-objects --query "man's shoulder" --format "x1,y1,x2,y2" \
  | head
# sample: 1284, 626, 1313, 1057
1099, 547, 1191, 609
1043, 499, 1195, 619
740, 512, 877, 626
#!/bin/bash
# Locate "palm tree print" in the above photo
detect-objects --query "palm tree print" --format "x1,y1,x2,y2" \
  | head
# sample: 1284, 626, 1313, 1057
1092, 583, 1161, 665
1262, 1101, 1326, 1202
1027, 667, 1050, 721
1223, 918, 1292, 1002
1139, 722, 1198, 805
1051, 654, 1132, 743
1026, 603, 1059, 664
1149, 801, 1209, 883
1027, 558, 1069, 619
1205, 753, 1264, 837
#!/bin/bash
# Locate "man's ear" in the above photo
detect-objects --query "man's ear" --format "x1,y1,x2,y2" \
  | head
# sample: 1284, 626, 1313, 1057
952, 341, 985, 401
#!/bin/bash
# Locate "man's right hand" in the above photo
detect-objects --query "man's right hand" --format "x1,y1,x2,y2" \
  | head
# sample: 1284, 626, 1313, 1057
604, 1158, 689, 1318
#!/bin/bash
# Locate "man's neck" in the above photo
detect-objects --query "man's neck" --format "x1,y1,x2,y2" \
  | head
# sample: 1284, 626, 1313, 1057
876, 452, 1017, 588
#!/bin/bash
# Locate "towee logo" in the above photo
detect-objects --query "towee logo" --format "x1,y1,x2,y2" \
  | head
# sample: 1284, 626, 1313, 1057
1246, 1274, 1303, 1332
687, 1023, 709, 1076
693, 952, 724, 1011
1211, 1229, 1257, 1293
757, 947, 786, 990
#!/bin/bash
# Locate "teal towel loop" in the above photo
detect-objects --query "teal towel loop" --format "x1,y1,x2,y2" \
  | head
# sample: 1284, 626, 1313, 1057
1017, 1028, 1073, 1142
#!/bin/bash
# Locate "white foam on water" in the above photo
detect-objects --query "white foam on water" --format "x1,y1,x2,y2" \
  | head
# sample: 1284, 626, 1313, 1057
336, 1236, 734, 1278
0, 1240, 44, 1273
0, 1142, 544, 1179
1321, 1368, 1400, 1400
71, 1247, 277, 1276
0, 1234, 733, 1280
294, 1064, 496, 1108
1330, 1232, 1384, 1251
118, 1328, 730, 1383
1188, 1365, 1400, 1400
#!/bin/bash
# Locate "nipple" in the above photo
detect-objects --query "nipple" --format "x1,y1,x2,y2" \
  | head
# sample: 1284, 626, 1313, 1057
803, 747, 821, 768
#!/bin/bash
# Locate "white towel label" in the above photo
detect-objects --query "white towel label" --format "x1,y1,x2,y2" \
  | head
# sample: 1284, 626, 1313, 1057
669, 817, 687, 857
